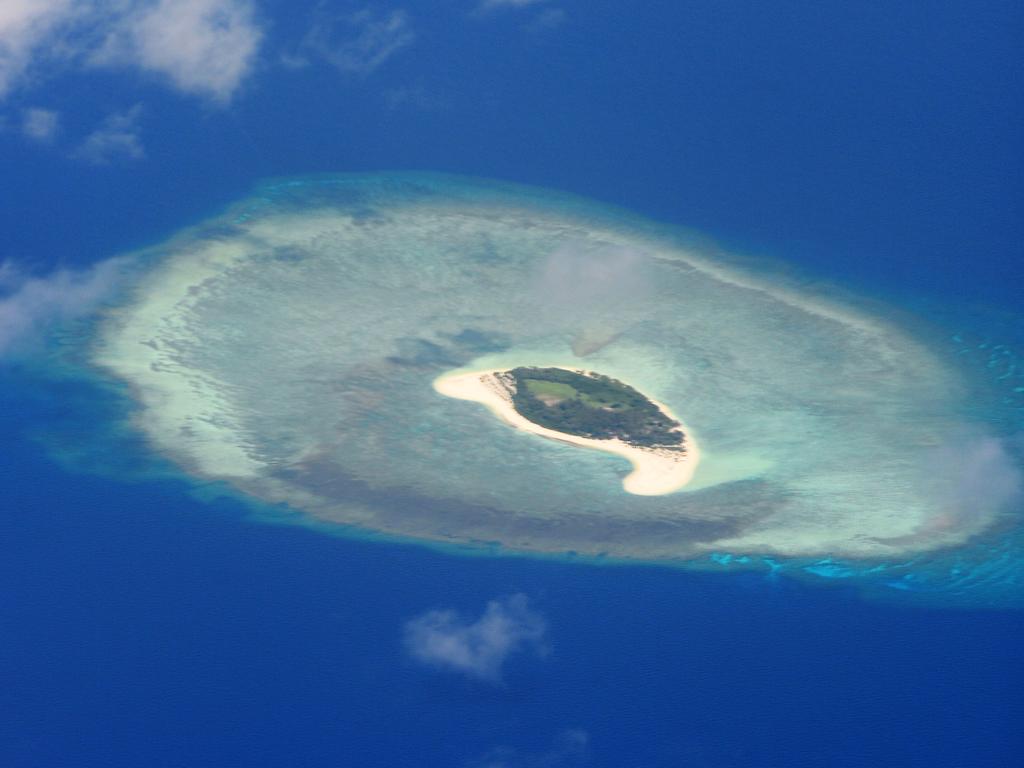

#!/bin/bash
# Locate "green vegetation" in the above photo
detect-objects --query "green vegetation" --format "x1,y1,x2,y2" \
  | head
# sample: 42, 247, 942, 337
507, 367, 685, 448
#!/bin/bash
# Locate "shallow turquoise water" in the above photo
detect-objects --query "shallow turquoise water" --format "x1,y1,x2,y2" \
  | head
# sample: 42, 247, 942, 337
42, 173, 1021, 607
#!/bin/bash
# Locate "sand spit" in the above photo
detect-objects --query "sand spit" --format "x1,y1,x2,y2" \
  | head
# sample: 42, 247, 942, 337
433, 368, 699, 495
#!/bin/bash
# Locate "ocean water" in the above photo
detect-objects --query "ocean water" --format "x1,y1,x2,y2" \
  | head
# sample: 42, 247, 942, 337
2, 173, 1022, 766
2, 2, 1023, 766
3, 365, 1024, 767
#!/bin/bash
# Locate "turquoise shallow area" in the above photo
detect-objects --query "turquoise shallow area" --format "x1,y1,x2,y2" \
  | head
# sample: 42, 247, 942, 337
3, 3, 1021, 764
60, 172, 1024, 605
702, 324, 1024, 607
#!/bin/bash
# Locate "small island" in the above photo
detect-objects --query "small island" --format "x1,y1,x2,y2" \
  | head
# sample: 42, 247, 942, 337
433, 366, 698, 495
506, 367, 686, 447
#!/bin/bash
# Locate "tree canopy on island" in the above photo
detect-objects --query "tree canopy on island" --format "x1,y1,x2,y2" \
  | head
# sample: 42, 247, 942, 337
507, 367, 685, 448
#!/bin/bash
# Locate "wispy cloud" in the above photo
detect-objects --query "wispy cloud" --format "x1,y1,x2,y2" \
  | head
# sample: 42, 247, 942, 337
473, 0, 565, 30
533, 8, 567, 30
477, 0, 551, 11
925, 434, 1023, 529
404, 594, 547, 683
21, 106, 59, 142
0, 0, 262, 103
530, 243, 652, 355
295, 7, 415, 75
467, 729, 590, 768
0, 0, 79, 98
91, 0, 263, 103
73, 105, 145, 164
536, 243, 651, 309
382, 83, 444, 111
0, 257, 130, 356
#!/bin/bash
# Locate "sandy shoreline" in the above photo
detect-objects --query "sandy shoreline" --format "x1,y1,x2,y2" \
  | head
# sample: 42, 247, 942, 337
433, 368, 699, 495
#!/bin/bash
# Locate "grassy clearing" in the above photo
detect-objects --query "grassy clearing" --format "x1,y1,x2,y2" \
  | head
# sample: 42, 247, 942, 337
523, 379, 578, 402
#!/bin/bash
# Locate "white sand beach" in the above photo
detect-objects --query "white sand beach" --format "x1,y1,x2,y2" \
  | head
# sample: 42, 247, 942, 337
433, 368, 699, 496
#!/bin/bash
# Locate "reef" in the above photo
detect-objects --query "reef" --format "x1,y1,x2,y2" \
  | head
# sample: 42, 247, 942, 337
87, 173, 1020, 565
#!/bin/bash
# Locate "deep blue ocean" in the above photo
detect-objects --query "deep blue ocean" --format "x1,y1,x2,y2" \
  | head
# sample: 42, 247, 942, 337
3, 370, 1023, 767
2, 1, 1022, 766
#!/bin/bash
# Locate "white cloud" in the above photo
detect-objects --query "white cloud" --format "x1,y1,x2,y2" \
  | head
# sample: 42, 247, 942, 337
0, 0, 262, 103
468, 729, 590, 768
0, 257, 130, 356
474, 0, 565, 28
74, 105, 145, 164
477, 0, 551, 10
0, 260, 20, 288
21, 107, 59, 142
301, 8, 415, 75
92, 0, 263, 103
404, 594, 547, 683
533, 8, 567, 30
535, 243, 651, 316
0, 0, 77, 98
925, 434, 1023, 528
382, 84, 443, 111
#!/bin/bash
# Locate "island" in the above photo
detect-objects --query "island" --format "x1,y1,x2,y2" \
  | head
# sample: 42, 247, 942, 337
433, 366, 699, 495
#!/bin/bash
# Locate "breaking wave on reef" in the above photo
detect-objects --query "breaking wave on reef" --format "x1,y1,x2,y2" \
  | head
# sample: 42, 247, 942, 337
80, 173, 1023, 603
